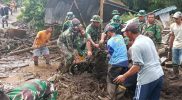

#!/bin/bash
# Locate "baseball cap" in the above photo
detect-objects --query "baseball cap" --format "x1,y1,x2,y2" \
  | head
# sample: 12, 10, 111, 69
125, 22, 139, 32
173, 11, 182, 18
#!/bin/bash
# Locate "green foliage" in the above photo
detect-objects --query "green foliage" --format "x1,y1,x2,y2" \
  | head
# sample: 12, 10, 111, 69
1, 0, 10, 4
121, 0, 182, 12
121, 12, 136, 23
19, 0, 47, 31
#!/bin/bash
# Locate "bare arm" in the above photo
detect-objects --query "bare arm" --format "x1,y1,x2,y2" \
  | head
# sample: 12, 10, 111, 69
114, 64, 140, 84
169, 32, 175, 49
99, 32, 106, 44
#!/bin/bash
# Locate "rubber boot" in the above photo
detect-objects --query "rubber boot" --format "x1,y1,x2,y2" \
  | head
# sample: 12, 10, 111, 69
44, 55, 50, 65
169, 65, 179, 80
33, 56, 38, 66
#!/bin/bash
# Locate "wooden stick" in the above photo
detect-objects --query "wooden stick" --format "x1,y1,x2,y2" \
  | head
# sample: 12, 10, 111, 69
100, 0, 105, 19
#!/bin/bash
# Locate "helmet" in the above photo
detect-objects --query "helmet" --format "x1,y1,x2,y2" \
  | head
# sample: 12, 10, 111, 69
71, 18, 81, 26
112, 10, 120, 15
112, 15, 121, 23
137, 10, 146, 16
112, 15, 120, 20
67, 12, 73, 16
104, 24, 115, 33
66, 12, 75, 20
90, 15, 102, 23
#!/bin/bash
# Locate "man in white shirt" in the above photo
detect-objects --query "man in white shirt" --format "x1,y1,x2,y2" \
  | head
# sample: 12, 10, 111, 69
169, 11, 182, 80
114, 23, 164, 100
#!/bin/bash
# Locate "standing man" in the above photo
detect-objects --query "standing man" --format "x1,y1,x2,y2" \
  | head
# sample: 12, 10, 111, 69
0, 5, 9, 28
62, 12, 75, 32
85, 15, 102, 57
169, 11, 182, 80
114, 23, 164, 100
104, 24, 128, 99
137, 10, 147, 34
57, 18, 86, 73
144, 13, 162, 49
32, 25, 53, 66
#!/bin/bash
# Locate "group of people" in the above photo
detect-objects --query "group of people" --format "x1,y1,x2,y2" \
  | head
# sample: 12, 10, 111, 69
32, 9, 182, 100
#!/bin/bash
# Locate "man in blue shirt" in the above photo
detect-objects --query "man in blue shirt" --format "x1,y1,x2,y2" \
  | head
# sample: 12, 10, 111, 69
104, 24, 128, 99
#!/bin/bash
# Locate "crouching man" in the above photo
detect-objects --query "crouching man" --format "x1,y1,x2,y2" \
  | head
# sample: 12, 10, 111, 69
104, 24, 129, 99
57, 18, 87, 73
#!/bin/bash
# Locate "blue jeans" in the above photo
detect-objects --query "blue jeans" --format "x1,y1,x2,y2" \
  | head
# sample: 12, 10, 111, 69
133, 76, 164, 100
172, 48, 182, 65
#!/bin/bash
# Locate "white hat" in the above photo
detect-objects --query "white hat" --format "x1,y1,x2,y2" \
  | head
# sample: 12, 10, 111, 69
173, 11, 182, 18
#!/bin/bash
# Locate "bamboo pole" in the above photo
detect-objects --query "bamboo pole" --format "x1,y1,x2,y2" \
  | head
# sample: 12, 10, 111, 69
100, 0, 104, 19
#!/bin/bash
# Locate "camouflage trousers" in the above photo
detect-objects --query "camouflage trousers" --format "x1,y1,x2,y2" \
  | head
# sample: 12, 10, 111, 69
58, 43, 74, 73
6, 79, 57, 100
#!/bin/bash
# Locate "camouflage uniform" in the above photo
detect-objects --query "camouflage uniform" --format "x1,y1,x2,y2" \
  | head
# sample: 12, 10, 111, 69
144, 22, 162, 46
57, 27, 86, 73
7, 79, 57, 100
137, 10, 147, 34
62, 12, 75, 32
85, 24, 101, 42
138, 21, 147, 34
109, 15, 123, 35
62, 20, 72, 32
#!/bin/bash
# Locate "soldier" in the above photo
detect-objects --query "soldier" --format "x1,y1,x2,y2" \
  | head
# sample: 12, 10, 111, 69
32, 25, 53, 66
62, 12, 75, 32
137, 10, 147, 34
143, 13, 162, 49
99, 15, 129, 47
110, 15, 123, 34
112, 10, 120, 16
57, 18, 87, 73
85, 15, 102, 57
0, 79, 58, 100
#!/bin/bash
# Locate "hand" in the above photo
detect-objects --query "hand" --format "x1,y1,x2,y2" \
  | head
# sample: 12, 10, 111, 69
113, 75, 126, 84
99, 40, 104, 44
87, 51, 92, 57
94, 44, 99, 48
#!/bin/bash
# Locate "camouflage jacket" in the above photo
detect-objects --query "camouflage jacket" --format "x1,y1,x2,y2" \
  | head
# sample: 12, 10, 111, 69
85, 24, 101, 42
57, 28, 86, 56
138, 21, 147, 34
7, 79, 57, 100
144, 23, 162, 43
62, 20, 72, 32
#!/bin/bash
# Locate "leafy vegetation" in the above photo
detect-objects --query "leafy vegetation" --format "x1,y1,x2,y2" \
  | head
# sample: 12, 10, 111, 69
18, 0, 47, 31
121, 0, 182, 12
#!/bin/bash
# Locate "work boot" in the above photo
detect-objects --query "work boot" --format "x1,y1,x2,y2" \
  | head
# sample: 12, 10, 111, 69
33, 56, 38, 66
169, 65, 179, 80
115, 85, 126, 100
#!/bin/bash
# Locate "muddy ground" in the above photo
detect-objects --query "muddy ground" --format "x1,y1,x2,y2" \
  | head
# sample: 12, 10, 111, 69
1, 51, 182, 100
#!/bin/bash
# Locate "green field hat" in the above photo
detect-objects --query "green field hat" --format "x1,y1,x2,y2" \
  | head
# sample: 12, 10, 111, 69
137, 10, 146, 16
112, 10, 120, 15
90, 15, 102, 23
